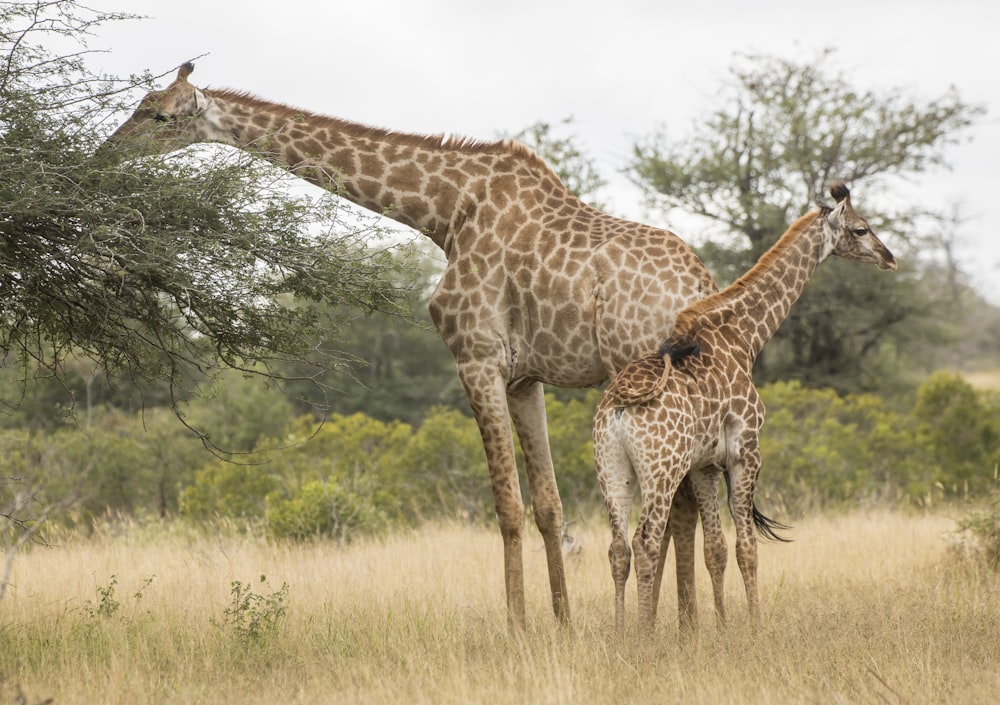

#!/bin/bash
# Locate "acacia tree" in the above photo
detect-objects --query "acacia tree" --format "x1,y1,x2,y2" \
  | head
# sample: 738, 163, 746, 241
0, 0, 417, 591
1, 1, 415, 418
629, 50, 984, 391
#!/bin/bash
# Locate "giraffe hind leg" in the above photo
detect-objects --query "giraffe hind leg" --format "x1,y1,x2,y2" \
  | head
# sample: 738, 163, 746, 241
690, 467, 727, 627
594, 407, 636, 637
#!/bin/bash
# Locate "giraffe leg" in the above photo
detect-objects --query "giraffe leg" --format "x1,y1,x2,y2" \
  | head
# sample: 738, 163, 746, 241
632, 502, 671, 635
608, 502, 632, 638
690, 467, 727, 627
649, 519, 671, 624
459, 371, 528, 631
508, 381, 570, 624
632, 457, 685, 635
665, 477, 699, 632
593, 406, 636, 638
730, 451, 762, 627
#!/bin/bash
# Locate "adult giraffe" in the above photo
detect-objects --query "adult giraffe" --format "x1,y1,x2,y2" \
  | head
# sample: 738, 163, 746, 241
100, 62, 719, 630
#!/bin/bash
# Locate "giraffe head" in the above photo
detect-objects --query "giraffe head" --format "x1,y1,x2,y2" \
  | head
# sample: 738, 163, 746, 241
98, 62, 232, 159
826, 180, 897, 271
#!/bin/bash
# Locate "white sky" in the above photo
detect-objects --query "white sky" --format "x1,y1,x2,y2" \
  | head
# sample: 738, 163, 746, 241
89, 0, 999, 303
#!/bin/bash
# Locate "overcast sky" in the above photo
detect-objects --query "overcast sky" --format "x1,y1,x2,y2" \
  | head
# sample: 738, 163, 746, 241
89, 0, 999, 302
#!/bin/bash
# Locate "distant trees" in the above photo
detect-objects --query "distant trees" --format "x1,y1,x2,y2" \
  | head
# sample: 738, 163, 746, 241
6, 373, 989, 543
628, 50, 986, 392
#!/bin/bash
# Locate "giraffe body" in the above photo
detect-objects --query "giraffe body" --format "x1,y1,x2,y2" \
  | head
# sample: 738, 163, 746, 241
102, 63, 719, 629
594, 182, 896, 635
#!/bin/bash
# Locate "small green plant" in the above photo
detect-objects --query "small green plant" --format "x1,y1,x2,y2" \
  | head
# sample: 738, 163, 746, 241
84, 575, 120, 618
218, 575, 289, 644
83, 574, 156, 619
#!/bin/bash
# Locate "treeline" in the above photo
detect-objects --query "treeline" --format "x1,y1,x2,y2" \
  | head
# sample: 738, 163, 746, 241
5, 369, 997, 542
3, 6, 999, 547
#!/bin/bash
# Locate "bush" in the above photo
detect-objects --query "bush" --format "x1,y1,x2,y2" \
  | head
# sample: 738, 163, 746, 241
397, 407, 490, 521
758, 382, 925, 512
179, 461, 281, 522
543, 390, 604, 514
266, 480, 386, 542
913, 371, 1000, 497
757, 376, 1000, 513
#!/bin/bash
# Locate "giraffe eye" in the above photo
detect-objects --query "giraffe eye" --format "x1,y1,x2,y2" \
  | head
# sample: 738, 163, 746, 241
153, 113, 171, 123
852, 228, 868, 237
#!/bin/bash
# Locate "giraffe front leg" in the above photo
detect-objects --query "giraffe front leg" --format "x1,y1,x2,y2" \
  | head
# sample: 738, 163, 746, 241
509, 381, 570, 624
460, 370, 528, 631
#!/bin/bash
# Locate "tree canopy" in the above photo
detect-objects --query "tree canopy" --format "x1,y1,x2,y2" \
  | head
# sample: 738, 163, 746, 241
1, 1, 417, 426
628, 50, 986, 391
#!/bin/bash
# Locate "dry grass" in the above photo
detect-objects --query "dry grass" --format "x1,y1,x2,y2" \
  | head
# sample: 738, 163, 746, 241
2, 510, 999, 704
961, 367, 1000, 391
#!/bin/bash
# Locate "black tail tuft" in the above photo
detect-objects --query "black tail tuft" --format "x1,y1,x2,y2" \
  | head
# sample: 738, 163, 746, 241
659, 333, 700, 364
722, 470, 793, 542
752, 504, 793, 543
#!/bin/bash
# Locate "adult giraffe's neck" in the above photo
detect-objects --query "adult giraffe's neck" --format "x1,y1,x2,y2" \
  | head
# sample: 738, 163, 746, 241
202, 89, 503, 250
676, 209, 833, 360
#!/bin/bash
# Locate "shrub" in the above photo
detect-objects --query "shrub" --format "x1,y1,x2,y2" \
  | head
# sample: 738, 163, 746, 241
397, 407, 490, 521
266, 479, 386, 542
179, 461, 281, 522
913, 371, 1000, 497
758, 381, 929, 512
217, 575, 289, 645
543, 390, 604, 513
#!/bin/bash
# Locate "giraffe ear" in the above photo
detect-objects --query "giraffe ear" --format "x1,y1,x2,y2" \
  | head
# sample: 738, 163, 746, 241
826, 201, 844, 228
192, 87, 207, 113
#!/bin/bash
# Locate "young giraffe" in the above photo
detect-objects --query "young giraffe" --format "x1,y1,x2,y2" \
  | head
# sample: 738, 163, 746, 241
593, 181, 896, 635
101, 62, 721, 630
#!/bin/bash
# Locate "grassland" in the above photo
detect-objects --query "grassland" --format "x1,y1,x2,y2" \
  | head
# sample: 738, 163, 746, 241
961, 366, 1000, 391
2, 510, 998, 705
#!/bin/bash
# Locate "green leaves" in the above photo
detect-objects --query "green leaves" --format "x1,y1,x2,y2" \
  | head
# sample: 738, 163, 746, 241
1, 2, 417, 416
758, 376, 1000, 513
628, 49, 985, 394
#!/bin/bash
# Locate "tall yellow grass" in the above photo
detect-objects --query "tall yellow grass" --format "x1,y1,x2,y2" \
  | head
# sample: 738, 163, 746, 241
2, 510, 998, 705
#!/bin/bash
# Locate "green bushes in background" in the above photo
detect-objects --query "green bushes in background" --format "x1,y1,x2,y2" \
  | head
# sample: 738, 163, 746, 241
5, 372, 997, 542
758, 373, 998, 515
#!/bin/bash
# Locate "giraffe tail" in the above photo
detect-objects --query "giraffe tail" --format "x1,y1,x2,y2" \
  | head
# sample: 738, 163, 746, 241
751, 503, 793, 542
722, 470, 793, 542
658, 333, 700, 364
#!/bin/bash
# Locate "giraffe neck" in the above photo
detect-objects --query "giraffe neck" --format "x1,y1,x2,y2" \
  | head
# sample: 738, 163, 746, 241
197, 89, 538, 250
677, 209, 833, 360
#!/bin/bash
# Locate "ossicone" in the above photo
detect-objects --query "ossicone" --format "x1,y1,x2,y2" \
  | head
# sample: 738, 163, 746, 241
829, 180, 850, 203
177, 61, 195, 81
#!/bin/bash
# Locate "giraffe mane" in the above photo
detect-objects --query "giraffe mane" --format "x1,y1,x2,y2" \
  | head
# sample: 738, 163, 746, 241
207, 89, 566, 185
674, 208, 828, 334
